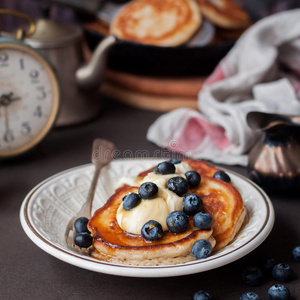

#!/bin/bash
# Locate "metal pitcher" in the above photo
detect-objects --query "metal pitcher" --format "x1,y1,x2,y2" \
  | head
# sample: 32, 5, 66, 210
247, 111, 300, 191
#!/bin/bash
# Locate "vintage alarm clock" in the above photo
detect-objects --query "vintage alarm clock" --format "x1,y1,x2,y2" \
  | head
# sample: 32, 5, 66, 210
0, 9, 60, 157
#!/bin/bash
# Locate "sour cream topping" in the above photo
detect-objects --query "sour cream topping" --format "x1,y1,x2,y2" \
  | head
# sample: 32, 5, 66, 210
116, 161, 192, 234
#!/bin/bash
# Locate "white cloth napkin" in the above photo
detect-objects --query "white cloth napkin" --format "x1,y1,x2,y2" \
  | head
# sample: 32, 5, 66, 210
147, 9, 300, 166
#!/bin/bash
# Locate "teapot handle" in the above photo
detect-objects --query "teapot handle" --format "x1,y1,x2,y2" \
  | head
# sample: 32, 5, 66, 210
76, 35, 118, 90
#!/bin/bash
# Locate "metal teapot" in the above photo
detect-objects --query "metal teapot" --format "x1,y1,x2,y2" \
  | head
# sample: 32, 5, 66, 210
25, 17, 116, 126
247, 111, 300, 191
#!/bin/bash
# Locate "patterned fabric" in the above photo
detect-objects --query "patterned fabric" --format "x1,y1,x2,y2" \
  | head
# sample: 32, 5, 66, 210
147, 9, 300, 166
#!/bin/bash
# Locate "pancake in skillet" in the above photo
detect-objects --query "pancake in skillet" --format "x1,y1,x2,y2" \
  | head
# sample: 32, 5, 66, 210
110, 0, 202, 47
196, 0, 250, 29
88, 159, 246, 265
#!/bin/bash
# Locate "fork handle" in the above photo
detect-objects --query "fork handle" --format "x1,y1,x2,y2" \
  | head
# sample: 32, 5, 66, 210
79, 163, 102, 218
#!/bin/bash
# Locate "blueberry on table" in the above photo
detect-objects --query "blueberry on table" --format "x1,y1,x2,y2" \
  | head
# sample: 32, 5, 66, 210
139, 182, 159, 199
166, 211, 189, 233
292, 246, 300, 262
192, 239, 212, 259
74, 217, 90, 233
141, 220, 163, 241
166, 176, 188, 196
271, 263, 292, 282
241, 266, 263, 286
268, 284, 290, 300
122, 193, 141, 210
185, 170, 201, 188
193, 212, 213, 230
194, 290, 212, 300
240, 292, 261, 300
183, 194, 202, 215
74, 232, 93, 248
262, 257, 277, 274
213, 171, 231, 183
154, 161, 176, 174
169, 158, 181, 164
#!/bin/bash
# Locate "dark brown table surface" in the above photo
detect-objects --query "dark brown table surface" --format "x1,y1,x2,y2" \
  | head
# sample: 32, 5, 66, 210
1, 97, 299, 300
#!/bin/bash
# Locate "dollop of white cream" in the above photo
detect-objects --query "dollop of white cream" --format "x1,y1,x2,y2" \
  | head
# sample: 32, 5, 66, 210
116, 161, 192, 234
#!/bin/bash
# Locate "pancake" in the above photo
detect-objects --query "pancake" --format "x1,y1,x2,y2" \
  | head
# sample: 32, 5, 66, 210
137, 159, 246, 251
110, 0, 202, 47
88, 185, 215, 266
88, 159, 246, 265
184, 159, 246, 250
196, 0, 250, 29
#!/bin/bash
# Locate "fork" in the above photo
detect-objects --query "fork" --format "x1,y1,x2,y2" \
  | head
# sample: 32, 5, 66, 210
65, 138, 116, 255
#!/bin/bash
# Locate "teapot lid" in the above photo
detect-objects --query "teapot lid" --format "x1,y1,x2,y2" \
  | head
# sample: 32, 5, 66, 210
25, 18, 82, 48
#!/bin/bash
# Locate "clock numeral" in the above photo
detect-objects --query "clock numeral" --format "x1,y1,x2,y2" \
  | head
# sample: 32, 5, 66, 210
0, 51, 9, 67
4, 130, 14, 142
21, 122, 31, 135
0, 52, 8, 62
29, 70, 39, 83
36, 86, 47, 100
29, 70, 39, 78
34, 106, 42, 117
20, 58, 24, 70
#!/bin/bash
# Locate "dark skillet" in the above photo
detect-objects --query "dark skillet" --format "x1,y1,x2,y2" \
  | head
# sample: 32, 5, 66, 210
74, 0, 235, 77
83, 27, 234, 77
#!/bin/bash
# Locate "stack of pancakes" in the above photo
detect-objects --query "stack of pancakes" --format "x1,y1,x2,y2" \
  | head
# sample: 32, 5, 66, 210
88, 159, 246, 266
110, 0, 250, 47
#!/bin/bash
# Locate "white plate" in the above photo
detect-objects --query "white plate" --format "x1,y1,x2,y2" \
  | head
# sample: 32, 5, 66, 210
20, 159, 274, 278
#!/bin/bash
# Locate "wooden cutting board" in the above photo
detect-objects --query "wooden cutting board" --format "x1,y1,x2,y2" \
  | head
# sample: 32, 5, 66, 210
101, 69, 205, 111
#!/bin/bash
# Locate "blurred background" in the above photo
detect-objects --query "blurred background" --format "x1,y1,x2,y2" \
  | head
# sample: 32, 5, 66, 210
2, 0, 299, 24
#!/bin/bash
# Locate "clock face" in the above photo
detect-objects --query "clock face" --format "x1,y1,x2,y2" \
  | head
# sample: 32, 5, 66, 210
0, 42, 59, 157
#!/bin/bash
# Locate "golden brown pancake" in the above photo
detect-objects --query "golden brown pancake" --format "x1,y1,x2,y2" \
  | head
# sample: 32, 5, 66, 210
137, 159, 246, 251
88, 159, 246, 265
88, 185, 216, 265
196, 0, 250, 29
184, 159, 246, 250
110, 0, 202, 47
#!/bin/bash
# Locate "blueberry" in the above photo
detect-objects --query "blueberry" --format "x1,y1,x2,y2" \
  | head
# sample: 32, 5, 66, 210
122, 193, 141, 210
192, 239, 212, 259
141, 220, 163, 241
169, 158, 181, 164
268, 284, 290, 300
74, 217, 90, 233
292, 246, 300, 262
166, 211, 189, 233
185, 170, 201, 188
262, 257, 277, 274
240, 292, 261, 300
241, 266, 263, 286
193, 212, 213, 230
166, 176, 188, 196
139, 182, 159, 199
154, 161, 176, 175
74, 232, 93, 248
183, 194, 202, 215
194, 290, 212, 300
213, 171, 231, 183
271, 263, 292, 282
